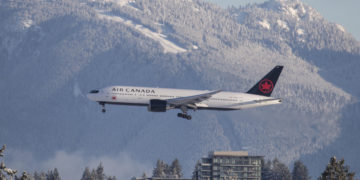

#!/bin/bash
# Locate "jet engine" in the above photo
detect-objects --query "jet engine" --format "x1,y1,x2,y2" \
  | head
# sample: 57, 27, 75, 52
148, 99, 168, 112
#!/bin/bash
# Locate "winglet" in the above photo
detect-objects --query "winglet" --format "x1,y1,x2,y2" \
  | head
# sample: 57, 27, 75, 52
247, 66, 283, 97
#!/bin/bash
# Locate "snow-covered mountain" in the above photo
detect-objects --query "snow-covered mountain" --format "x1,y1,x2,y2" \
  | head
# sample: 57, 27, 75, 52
1, 0, 359, 179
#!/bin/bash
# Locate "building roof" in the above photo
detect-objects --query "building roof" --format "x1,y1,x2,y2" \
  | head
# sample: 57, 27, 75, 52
211, 151, 249, 157
136, 178, 191, 180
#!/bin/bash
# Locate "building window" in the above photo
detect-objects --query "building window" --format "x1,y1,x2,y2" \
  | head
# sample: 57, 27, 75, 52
194, 153, 262, 180
203, 166, 211, 171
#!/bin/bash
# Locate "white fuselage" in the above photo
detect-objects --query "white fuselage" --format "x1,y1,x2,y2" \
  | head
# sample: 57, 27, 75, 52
87, 86, 282, 111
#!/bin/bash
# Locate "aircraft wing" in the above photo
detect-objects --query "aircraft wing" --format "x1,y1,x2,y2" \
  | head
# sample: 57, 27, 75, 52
167, 90, 221, 107
233, 98, 282, 109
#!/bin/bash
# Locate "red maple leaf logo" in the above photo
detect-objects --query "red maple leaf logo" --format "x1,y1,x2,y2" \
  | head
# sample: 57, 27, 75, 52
112, 96, 116, 100
261, 82, 272, 90
259, 79, 274, 93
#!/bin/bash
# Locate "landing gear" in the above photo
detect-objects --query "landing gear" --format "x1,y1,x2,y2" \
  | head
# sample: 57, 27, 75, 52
177, 113, 192, 120
99, 102, 106, 113
177, 106, 192, 120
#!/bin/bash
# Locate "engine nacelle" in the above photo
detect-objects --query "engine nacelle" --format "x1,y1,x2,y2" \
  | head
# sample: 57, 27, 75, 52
148, 99, 168, 112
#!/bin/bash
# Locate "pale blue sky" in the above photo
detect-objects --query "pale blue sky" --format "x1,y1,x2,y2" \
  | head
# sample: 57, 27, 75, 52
206, 0, 360, 40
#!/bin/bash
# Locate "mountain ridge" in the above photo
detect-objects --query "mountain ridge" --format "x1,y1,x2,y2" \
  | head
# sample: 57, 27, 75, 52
1, 0, 359, 179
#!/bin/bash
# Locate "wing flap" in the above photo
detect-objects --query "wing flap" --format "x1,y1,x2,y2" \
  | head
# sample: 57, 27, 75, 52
234, 98, 282, 109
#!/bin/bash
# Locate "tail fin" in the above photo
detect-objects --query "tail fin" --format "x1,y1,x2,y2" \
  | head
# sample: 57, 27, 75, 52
247, 66, 283, 97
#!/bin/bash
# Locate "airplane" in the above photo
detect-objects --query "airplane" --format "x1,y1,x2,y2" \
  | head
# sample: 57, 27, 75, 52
87, 66, 283, 120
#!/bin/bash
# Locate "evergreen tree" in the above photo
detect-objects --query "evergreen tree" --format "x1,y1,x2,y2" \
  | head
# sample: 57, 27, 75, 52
319, 156, 355, 180
53, 168, 60, 180
106, 176, 116, 180
170, 158, 183, 178
192, 161, 200, 180
80, 164, 116, 180
272, 158, 292, 180
292, 160, 310, 180
15, 172, 30, 180
46, 168, 61, 180
81, 167, 92, 180
152, 159, 166, 178
0, 171, 4, 180
21, 172, 30, 180
261, 158, 292, 180
90, 169, 97, 180
261, 159, 274, 180
96, 163, 105, 180
164, 162, 170, 177
46, 170, 52, 180
33, 171, 40, 180
0, 145, 19, 179
34, 172, 46, 180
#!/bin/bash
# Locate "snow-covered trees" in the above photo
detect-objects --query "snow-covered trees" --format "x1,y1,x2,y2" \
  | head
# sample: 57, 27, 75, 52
47, 168, 61, 180
262, 157, 355, 180
170, 158, 183, 178
80, 167, 91, 180
152, 158, 183, 179
261, 158, 273, 180
95, 163, 105, 180
262, 158, 292, 180
1, 145, 19, 180
292, 160, 310, 180
153, 160, 167, 178
272, 158, 292, 180
0, 145, 32, 180
32, 169, 61, 180
319, 156, 355, 180
80, 164, 116, 180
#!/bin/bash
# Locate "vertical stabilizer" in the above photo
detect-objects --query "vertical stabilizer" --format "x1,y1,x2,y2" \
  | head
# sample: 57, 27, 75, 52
246, 66, 283, 97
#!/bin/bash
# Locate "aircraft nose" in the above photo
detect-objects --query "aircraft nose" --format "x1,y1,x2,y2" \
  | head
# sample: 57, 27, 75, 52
87, 93, 95, 100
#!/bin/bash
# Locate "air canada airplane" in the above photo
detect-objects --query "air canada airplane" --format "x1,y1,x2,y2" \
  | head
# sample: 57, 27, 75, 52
87, 66, 283, 120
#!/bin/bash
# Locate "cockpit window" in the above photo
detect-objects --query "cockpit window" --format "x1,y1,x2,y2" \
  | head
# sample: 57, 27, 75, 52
90, 90, 99, 94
